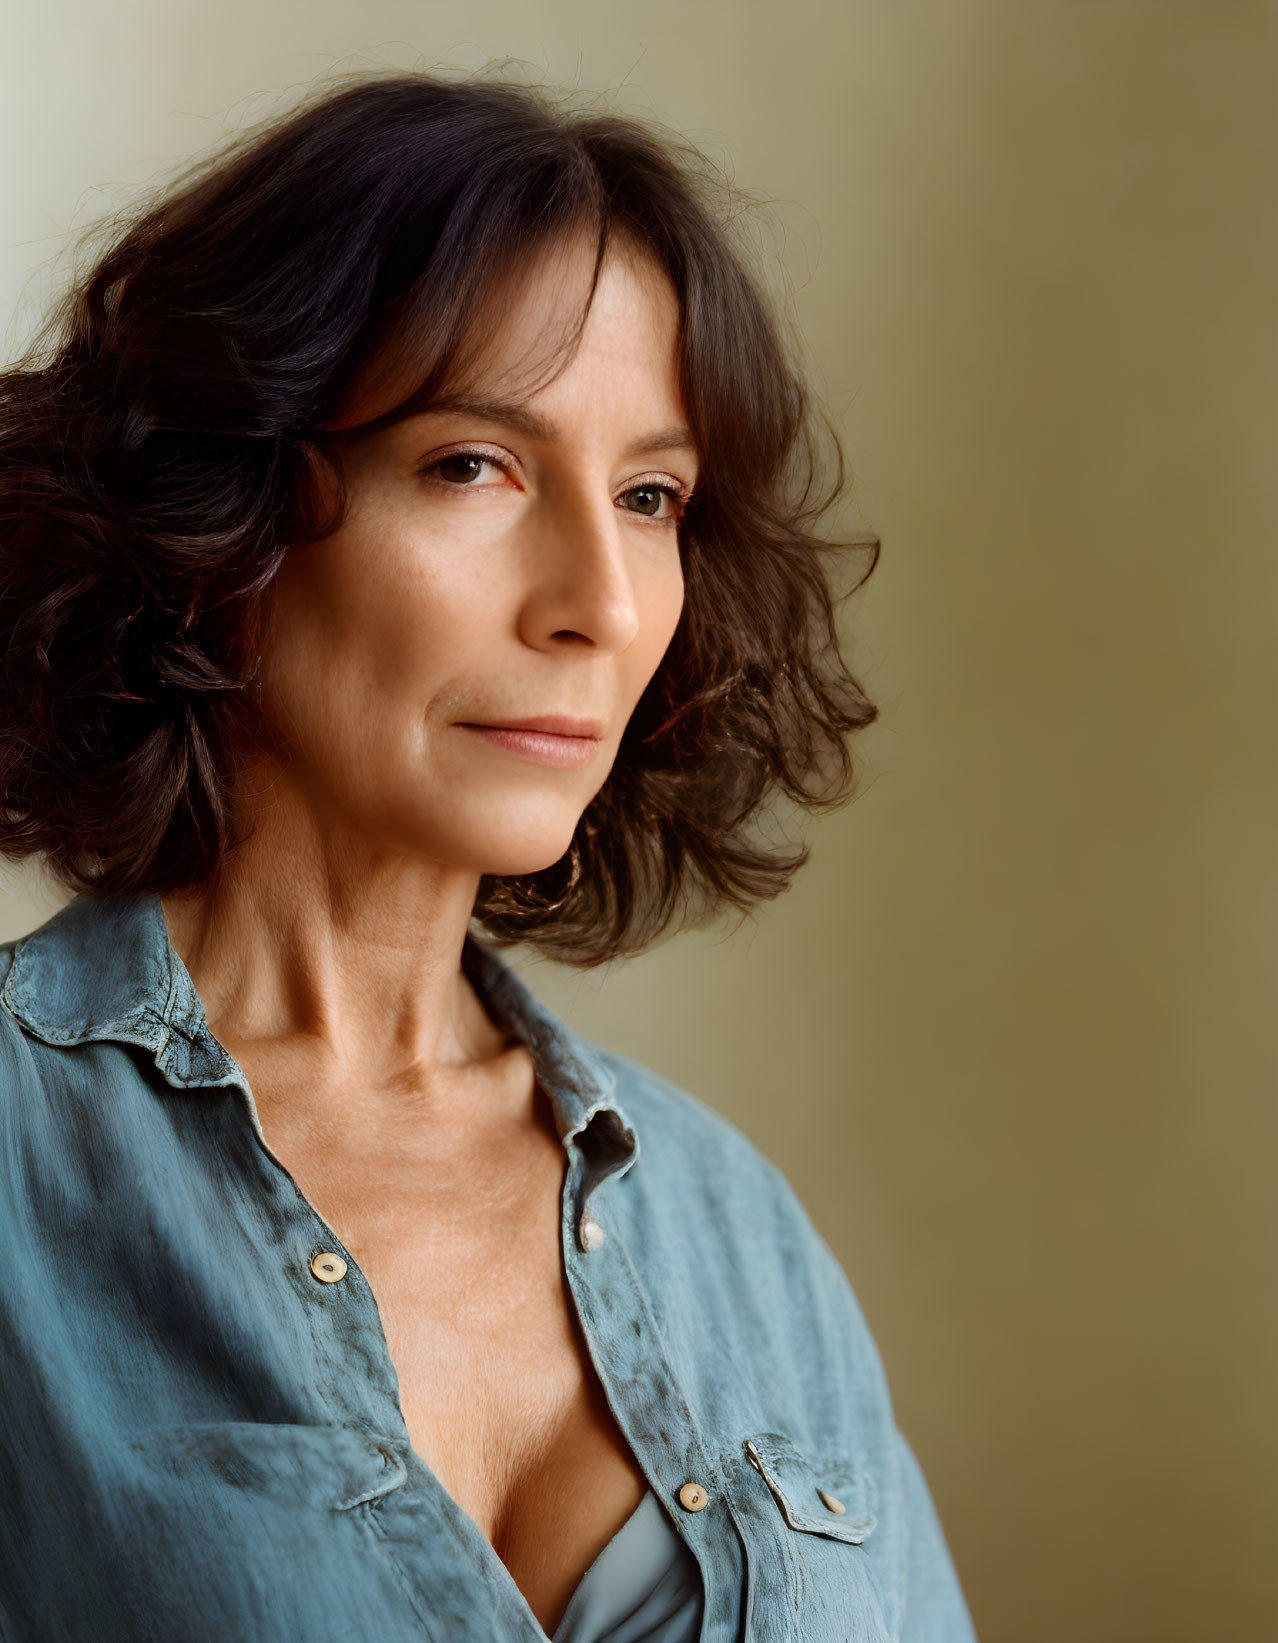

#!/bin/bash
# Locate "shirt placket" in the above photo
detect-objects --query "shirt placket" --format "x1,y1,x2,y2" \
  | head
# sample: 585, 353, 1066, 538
562, 1126, 748, 1643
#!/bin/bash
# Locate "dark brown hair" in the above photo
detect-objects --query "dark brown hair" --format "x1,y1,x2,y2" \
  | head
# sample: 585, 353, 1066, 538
0, 69, 879, 966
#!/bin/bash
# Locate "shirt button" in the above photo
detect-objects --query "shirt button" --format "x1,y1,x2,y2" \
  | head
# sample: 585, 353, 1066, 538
578, 1211, 606, 1252
818, 1489, 847, 1514
310, 1252, 347, 1283
678, 1481, 710, 1512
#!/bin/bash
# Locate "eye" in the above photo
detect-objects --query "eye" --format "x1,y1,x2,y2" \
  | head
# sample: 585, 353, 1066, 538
617, 482, 687, 521
427, 451, 507, 486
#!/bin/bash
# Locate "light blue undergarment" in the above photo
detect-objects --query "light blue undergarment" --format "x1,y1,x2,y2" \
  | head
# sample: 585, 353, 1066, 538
551, 1487, 704, 1643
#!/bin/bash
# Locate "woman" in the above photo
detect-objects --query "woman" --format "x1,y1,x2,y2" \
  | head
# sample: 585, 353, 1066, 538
0, 71, 976, 1642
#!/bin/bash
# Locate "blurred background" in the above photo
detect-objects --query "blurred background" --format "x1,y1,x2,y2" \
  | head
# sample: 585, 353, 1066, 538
2, 3, 1274, 1639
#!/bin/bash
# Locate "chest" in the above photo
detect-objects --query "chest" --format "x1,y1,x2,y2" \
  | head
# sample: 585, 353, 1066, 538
244, 1064, 651, 1634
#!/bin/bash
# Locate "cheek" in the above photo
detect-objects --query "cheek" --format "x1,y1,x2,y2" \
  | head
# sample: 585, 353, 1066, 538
625, 549, 685, 697
258, 521, 490, 743
649, 549, 686, 653
326, 506, 496, 650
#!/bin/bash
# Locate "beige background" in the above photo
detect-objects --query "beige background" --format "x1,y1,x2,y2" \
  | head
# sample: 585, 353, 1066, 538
2, 3, 1274, 1639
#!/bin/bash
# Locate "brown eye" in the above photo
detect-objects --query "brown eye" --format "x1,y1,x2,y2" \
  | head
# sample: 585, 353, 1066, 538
436, 454, 487, 484
621, 485, 677, 518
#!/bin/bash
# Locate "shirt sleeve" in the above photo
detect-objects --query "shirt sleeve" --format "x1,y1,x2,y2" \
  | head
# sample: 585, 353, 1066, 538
748, 1144, 980, 1642
895, 1425, 980, 1642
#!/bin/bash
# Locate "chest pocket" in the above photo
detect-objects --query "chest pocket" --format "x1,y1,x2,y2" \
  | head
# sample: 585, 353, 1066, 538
742, 1430, 877, 1544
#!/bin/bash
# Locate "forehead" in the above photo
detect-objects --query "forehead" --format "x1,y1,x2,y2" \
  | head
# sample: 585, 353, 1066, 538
470, 233, 682, 394
334, 230, 685, 434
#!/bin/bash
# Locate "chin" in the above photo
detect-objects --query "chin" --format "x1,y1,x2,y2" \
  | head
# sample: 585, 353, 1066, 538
479, 847, 576, 879
456, 825, 580, 881
446, 799, 585, 880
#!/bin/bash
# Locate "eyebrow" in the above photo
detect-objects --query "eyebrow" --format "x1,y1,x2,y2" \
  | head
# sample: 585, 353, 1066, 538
411, 392, 698, 464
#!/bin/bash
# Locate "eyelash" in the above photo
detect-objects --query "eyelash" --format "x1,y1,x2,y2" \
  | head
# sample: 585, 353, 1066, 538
419, 447, 693, 522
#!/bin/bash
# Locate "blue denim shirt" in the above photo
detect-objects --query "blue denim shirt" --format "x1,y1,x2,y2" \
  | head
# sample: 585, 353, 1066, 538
0, 890, 977, 1643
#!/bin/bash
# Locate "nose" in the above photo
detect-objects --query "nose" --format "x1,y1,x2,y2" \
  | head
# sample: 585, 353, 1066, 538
517, 484, 644, 655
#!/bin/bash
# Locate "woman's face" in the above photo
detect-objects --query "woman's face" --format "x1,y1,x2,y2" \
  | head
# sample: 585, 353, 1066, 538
252, 235, 695, 881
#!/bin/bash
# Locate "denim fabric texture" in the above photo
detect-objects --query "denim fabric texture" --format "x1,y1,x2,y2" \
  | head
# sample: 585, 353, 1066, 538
0, 890, 978, 1643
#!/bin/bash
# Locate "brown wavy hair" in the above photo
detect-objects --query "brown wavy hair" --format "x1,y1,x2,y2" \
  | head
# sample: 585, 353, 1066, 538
0, 68, 880, 966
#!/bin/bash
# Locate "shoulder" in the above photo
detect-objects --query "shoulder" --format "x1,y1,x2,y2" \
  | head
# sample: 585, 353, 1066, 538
580, 1041, 976, 1643
596, 1038, 780, 1184
581, 1036, 896, 1431
0, 940, 35, 1080
0, 935, 77, 1125
592, 1035, 841, 1254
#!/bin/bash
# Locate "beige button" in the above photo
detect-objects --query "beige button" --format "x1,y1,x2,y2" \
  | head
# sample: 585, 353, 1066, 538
578, 1212, 606, 1252
678, 1481, 710, 1512
310, 1252, 347, 1283
818, 1489, 846, 1514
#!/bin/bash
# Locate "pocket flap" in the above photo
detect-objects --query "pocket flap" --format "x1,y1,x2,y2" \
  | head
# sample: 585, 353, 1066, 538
126, 1422, 408, 1512
742, 1431, 877, 1544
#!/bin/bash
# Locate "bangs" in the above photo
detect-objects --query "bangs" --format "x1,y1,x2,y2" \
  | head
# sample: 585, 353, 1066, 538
313, 163, 614, 442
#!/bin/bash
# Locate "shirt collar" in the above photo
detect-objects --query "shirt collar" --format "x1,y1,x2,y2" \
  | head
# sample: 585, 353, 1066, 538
0, 890, 638, 1172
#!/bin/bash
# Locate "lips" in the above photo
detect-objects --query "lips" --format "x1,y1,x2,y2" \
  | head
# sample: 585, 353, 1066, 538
461, 715, 602, 740
455, 719, 602, 770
